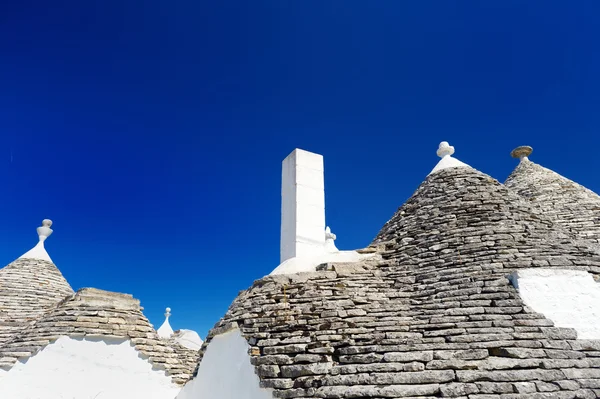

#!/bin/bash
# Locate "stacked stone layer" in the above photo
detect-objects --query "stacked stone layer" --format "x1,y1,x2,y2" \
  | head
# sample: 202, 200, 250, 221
0, 258, 74, 345
197, 167, 600, 398
374, 167, 600, 277
166, 337, 201, 377
505, 159, 600, 245
0, 288, 195, 385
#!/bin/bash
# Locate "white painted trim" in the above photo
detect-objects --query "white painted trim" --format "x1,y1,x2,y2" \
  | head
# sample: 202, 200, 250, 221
510, 268, 600, 339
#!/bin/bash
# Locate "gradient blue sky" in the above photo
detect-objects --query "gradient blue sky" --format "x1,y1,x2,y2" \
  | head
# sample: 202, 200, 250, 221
0, 1, 599, 337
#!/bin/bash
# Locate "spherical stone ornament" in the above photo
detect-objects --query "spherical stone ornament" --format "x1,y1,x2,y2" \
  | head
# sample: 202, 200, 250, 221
436, 141, 455, 158
37, 219, 53, 241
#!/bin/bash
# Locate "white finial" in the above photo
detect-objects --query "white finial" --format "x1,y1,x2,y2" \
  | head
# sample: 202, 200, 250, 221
511, 146, 533, 162
37, 219, 53, 242
436, 141, 455, 158
18, 219, 54, 262
325, 226, 336, 241
324, 226, 339, 253
429, 141, 471, 175
157, 306, 174, 338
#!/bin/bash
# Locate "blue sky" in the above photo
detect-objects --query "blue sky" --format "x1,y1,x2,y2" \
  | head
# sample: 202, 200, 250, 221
0, 1, 599, 337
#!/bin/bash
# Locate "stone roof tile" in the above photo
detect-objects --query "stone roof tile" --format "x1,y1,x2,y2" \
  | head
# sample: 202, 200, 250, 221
166, 338, 200, 377
505, 157, 600, 245
374, 167, 600, 275
193, 166, 600, 398
0, 288, 195, 385
0, 258, 73, 345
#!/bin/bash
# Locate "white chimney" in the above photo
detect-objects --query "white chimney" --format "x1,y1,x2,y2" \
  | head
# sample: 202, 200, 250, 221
280, 149, 325, 263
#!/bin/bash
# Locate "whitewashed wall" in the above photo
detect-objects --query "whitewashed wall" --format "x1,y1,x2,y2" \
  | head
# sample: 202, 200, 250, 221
0, 336, 180, 399
510, 268, 600, 339
177, 329, 273, 399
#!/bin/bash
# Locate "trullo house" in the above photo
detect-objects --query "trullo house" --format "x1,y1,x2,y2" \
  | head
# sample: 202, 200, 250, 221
0, 220, 201, 398
1, 142, 600, 399
177, 143, 600, 399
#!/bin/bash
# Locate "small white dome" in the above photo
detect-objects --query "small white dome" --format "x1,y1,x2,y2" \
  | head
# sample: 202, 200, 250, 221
19, 219, 55, 263
156, 307, 174, 338
174, 329, 203, 351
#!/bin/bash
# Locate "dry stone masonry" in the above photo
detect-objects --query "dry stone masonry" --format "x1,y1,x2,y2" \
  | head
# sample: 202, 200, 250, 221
0, 288, 196, 384
505, 152, 600, 246
0, 221, 200, 390
0, 258, 73, 345
192, 144, 600, 399
2, 143, 599, 398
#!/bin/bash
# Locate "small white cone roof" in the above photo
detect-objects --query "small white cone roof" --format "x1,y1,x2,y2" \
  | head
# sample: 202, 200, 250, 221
157, 307, 174, 338
174, 329, 204, 351
429, 141, 472, 175
19, 219, 54, 263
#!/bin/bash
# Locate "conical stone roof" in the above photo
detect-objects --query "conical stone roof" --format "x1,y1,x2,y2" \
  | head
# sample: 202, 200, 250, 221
373, 166, 600, 277
505, 148, 600, 246
0, 220, 201, 386
0, 287, 195, 385
191, 143, 600, 398
0, 221, 74, 345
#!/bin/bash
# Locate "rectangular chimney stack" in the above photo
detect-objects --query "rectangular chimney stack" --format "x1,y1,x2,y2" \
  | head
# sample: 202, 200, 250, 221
280, 149, 325, 263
